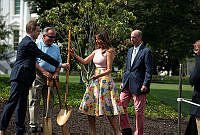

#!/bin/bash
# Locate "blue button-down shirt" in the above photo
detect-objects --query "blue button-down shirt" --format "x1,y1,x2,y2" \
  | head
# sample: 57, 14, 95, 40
36, 40, 62, 72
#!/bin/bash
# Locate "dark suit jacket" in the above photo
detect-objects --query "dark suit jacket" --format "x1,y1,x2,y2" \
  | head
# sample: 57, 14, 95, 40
122, 44, 153, 95
189, 54, 200, 117
10, 36, 60, 87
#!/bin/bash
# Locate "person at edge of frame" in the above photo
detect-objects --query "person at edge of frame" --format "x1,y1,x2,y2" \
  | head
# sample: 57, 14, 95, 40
0, 20, 70, 135
185, 40, 200, 135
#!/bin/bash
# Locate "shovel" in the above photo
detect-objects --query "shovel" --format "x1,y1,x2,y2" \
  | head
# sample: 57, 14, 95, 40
57, 30, 72, 126
55, 79, 70, 135
43, 79, 53, 135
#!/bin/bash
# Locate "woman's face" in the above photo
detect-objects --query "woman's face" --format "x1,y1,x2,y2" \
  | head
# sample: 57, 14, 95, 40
95, 35, 104, 47
194, 45, 200, 54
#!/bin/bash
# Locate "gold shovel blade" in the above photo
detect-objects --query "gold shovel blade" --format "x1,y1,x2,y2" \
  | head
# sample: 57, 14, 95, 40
42, 117, 52, 135
57, 109, 72, 126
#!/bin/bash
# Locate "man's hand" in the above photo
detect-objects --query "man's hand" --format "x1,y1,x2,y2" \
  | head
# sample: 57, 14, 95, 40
120, 83, 123, 90
42, 70, 52, 79
62, 63, 70, 70
141, 85, 147, 92
52, 71, 59, 80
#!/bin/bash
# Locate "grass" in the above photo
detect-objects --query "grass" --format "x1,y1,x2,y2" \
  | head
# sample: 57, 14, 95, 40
0, 75, 193, 119
150, 83, 193, 117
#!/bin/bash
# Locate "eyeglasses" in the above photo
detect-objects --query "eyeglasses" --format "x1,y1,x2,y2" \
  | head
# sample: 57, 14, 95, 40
46, 35, 56, 38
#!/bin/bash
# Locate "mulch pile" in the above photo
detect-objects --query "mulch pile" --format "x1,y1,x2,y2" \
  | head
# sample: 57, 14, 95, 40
0, 102, 188, 135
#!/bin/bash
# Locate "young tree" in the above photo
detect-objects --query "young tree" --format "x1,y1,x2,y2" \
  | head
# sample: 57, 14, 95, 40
24, 0, 80, 15
39, 0, 136, 86
0, 16, 11, 59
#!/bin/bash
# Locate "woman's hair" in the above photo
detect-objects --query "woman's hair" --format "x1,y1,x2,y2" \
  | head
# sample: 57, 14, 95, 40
193, 40, 200, 51
95, 31, 112, 50
26, 20, 40, 34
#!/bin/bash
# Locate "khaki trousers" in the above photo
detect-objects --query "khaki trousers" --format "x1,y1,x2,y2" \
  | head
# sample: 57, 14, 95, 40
196, 117, 200, 135
29, 71, 55, 128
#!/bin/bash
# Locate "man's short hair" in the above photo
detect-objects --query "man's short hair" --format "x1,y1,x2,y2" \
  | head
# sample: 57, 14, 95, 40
26, 20, 40, 34
137, 30, 142, 37
43, 27, 56, 35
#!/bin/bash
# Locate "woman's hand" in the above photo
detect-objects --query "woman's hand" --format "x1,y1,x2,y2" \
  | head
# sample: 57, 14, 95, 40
67, 48, 76, 57
92, 75, 99, 80
61, 63, 70, 70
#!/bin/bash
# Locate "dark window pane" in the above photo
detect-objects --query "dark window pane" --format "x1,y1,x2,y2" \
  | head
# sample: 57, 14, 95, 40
15, 0, 20, 14
13, 30, 19, 50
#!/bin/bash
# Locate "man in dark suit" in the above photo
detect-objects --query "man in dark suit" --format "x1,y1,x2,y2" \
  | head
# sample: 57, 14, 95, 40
0, 20, 69, 135
185, 40, 200, 135
119, 30, 153, 135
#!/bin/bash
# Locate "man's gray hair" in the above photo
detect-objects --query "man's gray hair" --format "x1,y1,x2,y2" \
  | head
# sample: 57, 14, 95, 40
43, 27, 56, 35
137, 30, 142, 37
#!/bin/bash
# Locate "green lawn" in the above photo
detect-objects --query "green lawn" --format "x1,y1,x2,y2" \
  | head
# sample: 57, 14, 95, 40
150, 83, 193, 117
0, 75, 194, 118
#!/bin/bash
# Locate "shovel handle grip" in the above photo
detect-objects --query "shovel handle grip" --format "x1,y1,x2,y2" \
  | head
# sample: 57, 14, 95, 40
47, 79, 50, 87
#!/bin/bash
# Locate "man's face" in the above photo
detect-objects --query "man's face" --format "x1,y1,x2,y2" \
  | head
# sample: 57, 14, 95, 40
131, 31, 141, 46
33, 26, 40, 40
43, 29, 56, 46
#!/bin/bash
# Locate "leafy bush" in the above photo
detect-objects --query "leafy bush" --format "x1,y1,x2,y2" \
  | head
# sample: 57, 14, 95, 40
0, 76, 11, 101
151, 75, 190, 84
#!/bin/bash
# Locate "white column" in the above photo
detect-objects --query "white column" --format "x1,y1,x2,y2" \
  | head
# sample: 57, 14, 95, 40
19, 0, 24, 42
24, 2, 30, 36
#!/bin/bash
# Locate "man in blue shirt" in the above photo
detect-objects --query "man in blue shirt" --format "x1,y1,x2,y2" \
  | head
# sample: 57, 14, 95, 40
28, 27, 62, 133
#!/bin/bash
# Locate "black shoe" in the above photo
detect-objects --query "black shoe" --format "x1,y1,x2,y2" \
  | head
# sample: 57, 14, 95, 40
40, 126, 43, 132
121, 128, 132, 135
29, 127, 37, 133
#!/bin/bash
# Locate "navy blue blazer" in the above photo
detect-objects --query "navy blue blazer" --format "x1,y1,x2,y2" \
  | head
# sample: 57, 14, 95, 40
189, 54, 200, 117
121, 44, 153, 95
10, 36, 60, 87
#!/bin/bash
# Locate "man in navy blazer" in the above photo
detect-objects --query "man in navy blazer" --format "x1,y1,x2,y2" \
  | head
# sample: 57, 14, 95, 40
119, 30, 152, 135
0, 20, 69, 135
185, 40, 200, 134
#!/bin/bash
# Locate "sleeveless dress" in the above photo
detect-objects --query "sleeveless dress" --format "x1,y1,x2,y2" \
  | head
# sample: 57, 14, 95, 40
79, 49, 124, 116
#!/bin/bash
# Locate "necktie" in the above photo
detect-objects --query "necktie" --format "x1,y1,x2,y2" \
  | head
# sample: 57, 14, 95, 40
131, 48, 137, 66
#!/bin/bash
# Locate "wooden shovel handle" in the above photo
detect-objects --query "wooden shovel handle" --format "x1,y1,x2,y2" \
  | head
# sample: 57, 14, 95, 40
65, 30, 71, 107
55, 79, 62, 109
46, 79, 53, 117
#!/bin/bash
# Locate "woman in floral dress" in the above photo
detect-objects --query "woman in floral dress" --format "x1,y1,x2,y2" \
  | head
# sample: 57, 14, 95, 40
70, 31, 124, 135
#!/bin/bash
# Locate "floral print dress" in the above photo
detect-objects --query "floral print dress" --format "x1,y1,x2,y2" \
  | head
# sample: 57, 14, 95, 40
79, 49, 124, 116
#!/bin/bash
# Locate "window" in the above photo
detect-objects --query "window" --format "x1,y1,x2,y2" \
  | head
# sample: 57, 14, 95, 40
13, 30, 19, 50
15, 0, 20, 14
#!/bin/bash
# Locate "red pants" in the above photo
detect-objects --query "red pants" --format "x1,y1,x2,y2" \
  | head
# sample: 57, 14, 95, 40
119, 87, 146, 135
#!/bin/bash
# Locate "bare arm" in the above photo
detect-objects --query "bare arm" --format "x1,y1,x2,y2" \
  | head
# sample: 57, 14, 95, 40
70, 48, 95, 65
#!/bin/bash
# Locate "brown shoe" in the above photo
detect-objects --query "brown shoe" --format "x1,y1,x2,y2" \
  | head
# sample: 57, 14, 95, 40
0, 130, 5, 135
